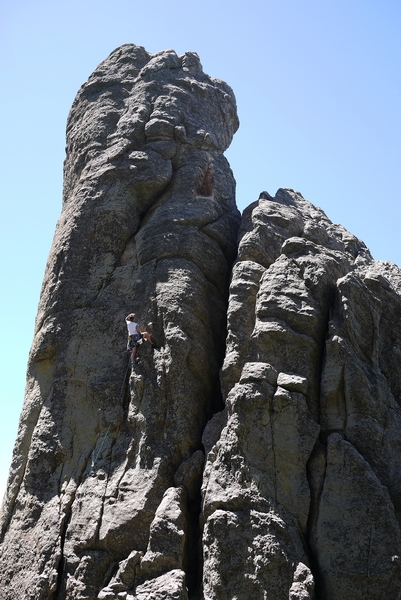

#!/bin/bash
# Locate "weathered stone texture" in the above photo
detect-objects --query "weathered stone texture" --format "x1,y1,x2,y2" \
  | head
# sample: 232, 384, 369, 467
2, 45, 401, 600
202, 188, 401, 599
0, 44, 239, 600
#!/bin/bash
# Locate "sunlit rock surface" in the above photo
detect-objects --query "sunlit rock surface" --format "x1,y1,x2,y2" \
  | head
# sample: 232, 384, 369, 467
1, 45, 401, 600
205, 189, 401, 599
0, 44, 239, 600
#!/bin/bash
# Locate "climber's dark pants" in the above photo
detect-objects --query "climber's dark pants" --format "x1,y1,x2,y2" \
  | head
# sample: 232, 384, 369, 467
127, 334, 141, 350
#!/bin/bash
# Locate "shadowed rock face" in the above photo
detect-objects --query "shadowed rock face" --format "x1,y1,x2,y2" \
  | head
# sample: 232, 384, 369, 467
1, 46, 401, 600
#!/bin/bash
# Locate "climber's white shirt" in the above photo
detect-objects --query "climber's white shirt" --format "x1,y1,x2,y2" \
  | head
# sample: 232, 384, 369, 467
126, 321, 139, 336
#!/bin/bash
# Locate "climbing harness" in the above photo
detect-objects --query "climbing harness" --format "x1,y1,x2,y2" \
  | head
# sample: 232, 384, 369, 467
127, 333, 142, 350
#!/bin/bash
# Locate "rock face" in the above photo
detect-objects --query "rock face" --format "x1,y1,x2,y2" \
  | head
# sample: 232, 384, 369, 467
204, 189, 401, 599
0, 44, 239, 600
1, 45, 401, 600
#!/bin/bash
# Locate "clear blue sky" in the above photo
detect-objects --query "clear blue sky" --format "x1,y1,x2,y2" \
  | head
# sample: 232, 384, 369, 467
1, 0, 400, 499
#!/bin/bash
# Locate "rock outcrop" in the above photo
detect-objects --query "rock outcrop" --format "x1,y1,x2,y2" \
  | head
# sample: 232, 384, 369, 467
2, 44, 401, 600
0, 44, 239, 600
203, 189, 401, 599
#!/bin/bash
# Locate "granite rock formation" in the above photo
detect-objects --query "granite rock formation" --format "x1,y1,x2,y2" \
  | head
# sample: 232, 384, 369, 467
1, 44, 401, 600
0, 44, 239, 600
204, 189, 401, 599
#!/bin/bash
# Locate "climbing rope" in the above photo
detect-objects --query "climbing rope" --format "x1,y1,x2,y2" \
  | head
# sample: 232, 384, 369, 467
119, 357, 132, 404
91, 423, 112, 468
90, 357, 131, 471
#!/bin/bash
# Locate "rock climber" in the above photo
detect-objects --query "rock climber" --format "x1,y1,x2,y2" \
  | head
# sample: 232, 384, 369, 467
125, 313, 157, 365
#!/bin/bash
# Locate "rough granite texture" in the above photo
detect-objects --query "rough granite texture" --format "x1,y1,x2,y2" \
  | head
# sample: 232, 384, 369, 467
205, 189, 401, 599
0, 44, 239, 600
1, 44, 401, 600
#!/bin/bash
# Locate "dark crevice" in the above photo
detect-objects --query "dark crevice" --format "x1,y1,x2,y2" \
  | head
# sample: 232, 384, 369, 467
188, 307, 230, 597
317, 285, 337, 422
54, 501, 74, 600
200, 214, 238, 264
211, 377, 225, 414
305, 442, 327, 600
304, 287, 336, 599
185, 476, 204, 599
55, 555, 67, 600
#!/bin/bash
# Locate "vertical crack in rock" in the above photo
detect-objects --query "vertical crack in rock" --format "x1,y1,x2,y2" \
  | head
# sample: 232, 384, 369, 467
310, 262, 401, 599
174, 450, 205, 596
202, 188, 401, 599
304, 286, 337, 595
55, 493, 73, 600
